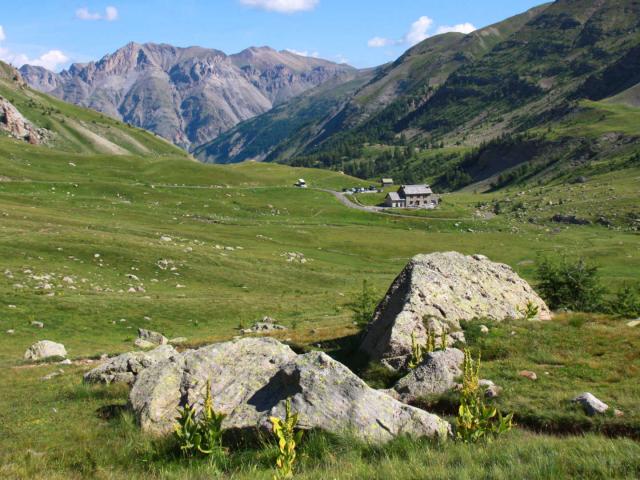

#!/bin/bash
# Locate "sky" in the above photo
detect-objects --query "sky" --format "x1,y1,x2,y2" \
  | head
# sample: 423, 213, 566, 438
0, 0, 545, 71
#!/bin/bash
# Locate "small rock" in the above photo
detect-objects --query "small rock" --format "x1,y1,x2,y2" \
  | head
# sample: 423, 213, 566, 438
479, 325, 489, 334
160, 235, 172, 242
485, 385, 501, 399
6, 329, 15, 335
31, 321, 44, 329
41, 370, 64, 381
626, 319, 640, 328
137, 328, 168, 346
519, 370, 537, 381
24, 340, 67, 361
572, 392, 608, 415
59, 359, 72, 365
169, 337, 188, 346
614, 409, 624, 417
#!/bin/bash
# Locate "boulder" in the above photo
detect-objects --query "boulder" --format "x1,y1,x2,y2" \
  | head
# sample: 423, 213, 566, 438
360, 252, 550, 370
573, 392, 608, 415
130, 337, 297, 436
129, 338, 449, 442
519, 370, 537, 381
83, 345, 178, 385
257, 352, 450, 442
24, 340, 67, 361
393, 348, 464, 402
136, 328, 168, 347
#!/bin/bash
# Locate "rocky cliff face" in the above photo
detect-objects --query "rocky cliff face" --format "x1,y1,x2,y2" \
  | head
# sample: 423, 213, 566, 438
0, 96, 44, 144
20, 43, 355, 150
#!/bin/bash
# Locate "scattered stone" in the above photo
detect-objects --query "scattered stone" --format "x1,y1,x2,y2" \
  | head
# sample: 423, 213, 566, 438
480, 325, 489, 334
242, 319, 288, 334
551, 214, 590, 225
519, 370, 537, 381
626, 319, 640, 328
160, 235, 172, 242
169, 337, 188, 346
134, 339, 157, 349
84, 345, 178, 385
393, 348, 464, 402
59, 359, 72, 365
24, 340, 67, 361
614, 409, 624, 417
485, 385, 501, 399
130, 338, 449, 442
6, 329, 15, 335
572, 392, 608, 415
41, 370, 64, 381
136, 328, 168, 347
360, 252, 551, 370
31, 321, 44, 329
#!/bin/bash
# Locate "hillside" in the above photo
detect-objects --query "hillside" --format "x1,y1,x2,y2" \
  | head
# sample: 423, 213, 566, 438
19, 43, 356, 150
197, 0, 640, 193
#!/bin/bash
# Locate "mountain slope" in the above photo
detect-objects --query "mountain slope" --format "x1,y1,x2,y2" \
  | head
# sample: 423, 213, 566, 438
198, 3, 549, 164
20, 43, 356, 150
0, 60, 188, 157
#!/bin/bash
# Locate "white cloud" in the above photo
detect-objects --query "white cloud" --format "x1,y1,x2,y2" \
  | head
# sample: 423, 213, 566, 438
436, 22, 476, 35
334, 54, 349, 65
239, 0, 319, 13
0, 26, 69, 71
368, 16, 475, 48
76, 6, 119, 21
405, 16, 433, 46
285, 48, 320, 58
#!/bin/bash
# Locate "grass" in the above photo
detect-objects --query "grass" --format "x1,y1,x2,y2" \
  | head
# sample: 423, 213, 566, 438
1, 80, 640, 477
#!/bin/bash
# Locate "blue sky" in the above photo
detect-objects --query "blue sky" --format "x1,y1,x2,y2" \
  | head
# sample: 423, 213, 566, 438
0, 0, 544, 71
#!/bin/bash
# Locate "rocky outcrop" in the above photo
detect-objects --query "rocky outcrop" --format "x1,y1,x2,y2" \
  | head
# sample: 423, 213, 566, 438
360, 252, 550, 370
83, 345, 178, 385
242, 317, 287, 334
129, 338, 449, 442
393, 348, 464, 402
0, 96, 43, 144
20, 43, 355, 150
24, 340, 67, 361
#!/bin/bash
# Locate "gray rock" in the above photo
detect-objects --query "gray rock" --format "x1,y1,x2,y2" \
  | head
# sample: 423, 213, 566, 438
480, 325, 489, 334
130, 337, 296, 436
360, 252, 551, 370
485, 385, 501, 399
137, 328, 168, 346
627, 319, 640, 328
84, 345, 178, 385
573, 392, 609, 415
24, 340, 67, 361
259, 352, 450, 442
41, 370, 64, 381
59, 359, 73, 365
169, 337, 188, 346
134, 339, 157, 349
129, 338, 449, 442
6, 329, 15, 335
393, 348, 464, 402
242, 321, 288, 334
31, 321, 44, 329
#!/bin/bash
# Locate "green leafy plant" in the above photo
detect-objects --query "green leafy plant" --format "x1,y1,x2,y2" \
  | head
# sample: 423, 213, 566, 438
270, 398, 303, 479
455, 349, 513, 443
439, 327, 448, 350
347, 280, 378, 328
518, 301, 539, 321
174, 380, 226, 457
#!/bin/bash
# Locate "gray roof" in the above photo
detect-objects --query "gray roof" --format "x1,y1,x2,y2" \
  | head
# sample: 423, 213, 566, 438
387, 192, 402, 201
381, 178, 394, 183
401, 184, 433, 195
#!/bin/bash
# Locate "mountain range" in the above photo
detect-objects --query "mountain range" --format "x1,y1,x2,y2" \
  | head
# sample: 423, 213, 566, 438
19, 0, 640, 191
19, 43, 356, 150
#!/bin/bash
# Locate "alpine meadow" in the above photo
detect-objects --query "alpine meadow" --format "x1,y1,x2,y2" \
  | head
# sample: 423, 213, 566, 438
1, 1, 640, 479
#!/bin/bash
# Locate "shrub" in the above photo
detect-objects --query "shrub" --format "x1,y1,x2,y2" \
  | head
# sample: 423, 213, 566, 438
408, 331, 424, 369
535, 257, 606, 312
607, 284, 640, 318
270, 398, 303, 479
347, 280, 378, 328
518, 301, 540, 321
174, 380, 226, 457
455, 349, 513, 443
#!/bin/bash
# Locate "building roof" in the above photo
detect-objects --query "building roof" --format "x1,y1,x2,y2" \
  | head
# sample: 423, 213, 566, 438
387, 192, 402, 201
381, 178, 394, 183
401, 184, 433, 195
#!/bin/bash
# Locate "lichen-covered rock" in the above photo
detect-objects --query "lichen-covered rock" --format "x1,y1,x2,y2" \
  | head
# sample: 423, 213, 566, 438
130, 337, 296, 436
24, 340, 67, 361
360, 252, 550, 370
0, 96, 43, 144
260, 352, 450, 442
129, 338, 449, 442
393, 348, 464, 402
136, 328, 168, 347
83, 345, 178, 385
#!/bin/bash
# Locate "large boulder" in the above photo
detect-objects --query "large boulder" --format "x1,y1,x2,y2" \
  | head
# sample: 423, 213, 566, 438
393, 348, 464, 403
129, 338, 449, 442
130, 337, 297, 436
24, 340, 67, 361
360, 252, 550, 370
259, 352, 450, 442
83, 345, 178, 385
